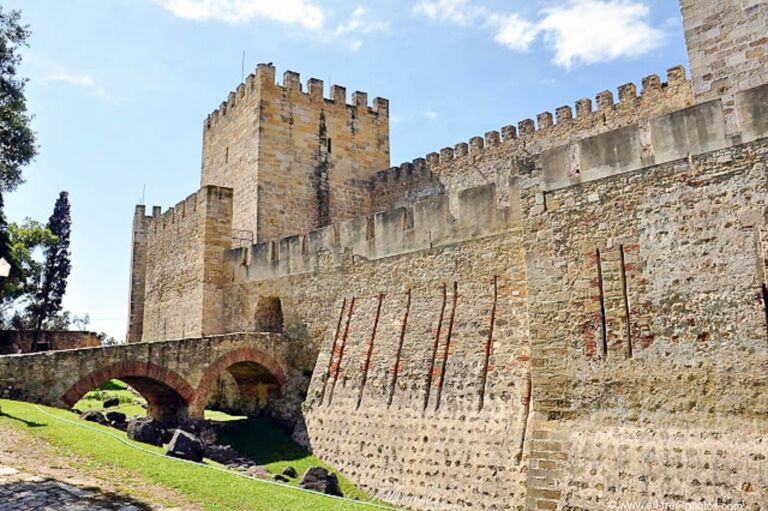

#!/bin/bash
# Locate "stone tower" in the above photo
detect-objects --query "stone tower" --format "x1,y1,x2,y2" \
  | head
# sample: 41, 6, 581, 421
200, 64, 390, 243
680, 0, 767, 130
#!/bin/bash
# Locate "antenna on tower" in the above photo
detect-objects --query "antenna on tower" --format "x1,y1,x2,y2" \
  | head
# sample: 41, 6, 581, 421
241, 51, 246, 82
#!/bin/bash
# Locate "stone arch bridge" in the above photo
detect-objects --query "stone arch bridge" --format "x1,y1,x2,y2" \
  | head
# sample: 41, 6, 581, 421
0, 333, 306, 424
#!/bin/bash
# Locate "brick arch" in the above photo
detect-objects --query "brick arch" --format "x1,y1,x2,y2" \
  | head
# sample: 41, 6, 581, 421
189, 347, 287, 417
61, 361, 196, 421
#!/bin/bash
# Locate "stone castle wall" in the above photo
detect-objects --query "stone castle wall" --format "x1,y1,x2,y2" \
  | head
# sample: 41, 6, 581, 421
281, 83, 766, 510
0, 330, 101, 354
201, 64, 389, 242
217, 185, 530, 509
120, 2, 768, 507
140, 186, 233, 341
370, 66, 694, 212
681, 0, 768, 103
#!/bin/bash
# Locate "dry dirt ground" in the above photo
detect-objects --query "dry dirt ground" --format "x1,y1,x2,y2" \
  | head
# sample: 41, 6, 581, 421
0, 422, 203, 511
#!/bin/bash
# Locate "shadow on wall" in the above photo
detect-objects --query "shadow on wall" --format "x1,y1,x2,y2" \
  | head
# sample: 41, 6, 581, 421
0, 478, 153, 510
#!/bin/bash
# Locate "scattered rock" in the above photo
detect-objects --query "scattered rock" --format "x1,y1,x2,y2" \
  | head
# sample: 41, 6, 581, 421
299, 467, 343, 497
160, 427, 174, 445
103, 398, 120, 408
126, 418, 164, 446
79, 410, 108, 426
166, 430, 204, 462
273, 474, 290, 483
111, 421, 128, 431
179, 419, 217, 446
282, 466, 298, 478
70, 408, 82, 415
106, 411, 126, 423
203, 444, 241, 465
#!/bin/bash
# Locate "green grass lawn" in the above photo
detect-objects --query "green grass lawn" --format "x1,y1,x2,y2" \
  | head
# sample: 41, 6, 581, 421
0, 399, 394, 511
75, 379, 148, 418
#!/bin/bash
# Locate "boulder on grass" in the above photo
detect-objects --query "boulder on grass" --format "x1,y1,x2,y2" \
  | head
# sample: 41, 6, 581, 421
111, 421, 128, 431
273, 474, 290, 483
166, 429, 204, 462
282, 466, 298, 478
299, 467, 343, 497
127, 418, 164, 446
204, 444, 241, 465
79, 410, 108, 426
106, 411, 126, 423
103, 397, 120, 408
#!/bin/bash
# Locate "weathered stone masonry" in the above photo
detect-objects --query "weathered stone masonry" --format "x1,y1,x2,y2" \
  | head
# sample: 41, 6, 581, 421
3, 2, 767, 510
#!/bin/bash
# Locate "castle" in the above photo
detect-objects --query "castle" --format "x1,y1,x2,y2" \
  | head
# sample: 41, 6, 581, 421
125, 1, 768, 509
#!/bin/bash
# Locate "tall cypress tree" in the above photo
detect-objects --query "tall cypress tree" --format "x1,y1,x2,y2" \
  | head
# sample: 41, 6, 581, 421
30, 191, 71, 350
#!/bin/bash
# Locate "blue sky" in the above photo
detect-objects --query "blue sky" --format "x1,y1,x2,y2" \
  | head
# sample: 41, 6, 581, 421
4, 0, 689, 339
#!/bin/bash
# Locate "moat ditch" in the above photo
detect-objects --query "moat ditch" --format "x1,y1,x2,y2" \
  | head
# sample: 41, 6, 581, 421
72, 379, 372, 501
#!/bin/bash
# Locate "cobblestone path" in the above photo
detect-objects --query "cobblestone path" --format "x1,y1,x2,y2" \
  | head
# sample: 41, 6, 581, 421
0, 466, 146, 511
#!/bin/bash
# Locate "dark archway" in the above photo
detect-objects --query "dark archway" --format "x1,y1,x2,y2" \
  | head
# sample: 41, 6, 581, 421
254, 296, 284, 333
61, 361, 195, 424
190, 347, 286, 418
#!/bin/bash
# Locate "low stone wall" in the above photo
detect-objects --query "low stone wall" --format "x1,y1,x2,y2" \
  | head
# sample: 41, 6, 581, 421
0, 330, 101, 355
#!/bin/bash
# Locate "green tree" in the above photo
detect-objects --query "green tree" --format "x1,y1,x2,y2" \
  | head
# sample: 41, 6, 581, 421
0, 7, 36, 192
0, 216, 54, 325
29, 191, 71, 350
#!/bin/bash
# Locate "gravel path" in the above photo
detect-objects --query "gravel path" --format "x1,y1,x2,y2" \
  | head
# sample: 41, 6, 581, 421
0, 422, 201, 511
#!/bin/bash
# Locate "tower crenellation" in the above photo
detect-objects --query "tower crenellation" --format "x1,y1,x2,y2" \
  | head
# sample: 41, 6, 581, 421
200, 63, 390, 242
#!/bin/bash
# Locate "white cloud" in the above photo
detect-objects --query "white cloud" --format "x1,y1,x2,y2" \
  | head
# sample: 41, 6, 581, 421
46, 71, 118, 104
414, 0, 665, 68
151, 0, 326, 30
413, 0, 483, 26
335, 6, 390, 36
539, 0, 664, 68
492, 13, 539, 52
350, 40, 363, 51
424, 111, 438, 119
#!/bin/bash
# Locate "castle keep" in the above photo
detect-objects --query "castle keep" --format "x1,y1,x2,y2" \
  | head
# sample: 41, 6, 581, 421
122, 1, 768, 509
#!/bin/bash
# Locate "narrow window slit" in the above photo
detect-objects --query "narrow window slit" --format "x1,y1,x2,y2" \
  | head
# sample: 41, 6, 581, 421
596, 248, 608, 359
435, 282, 458, 411
319, 298, 347, 405
478, 276, 498, 412
357, 293, 384, 410
388, 290, 412, 408
327, 297, 355, 406
423, 284, 447, 412
619, 245, 633, 358
754, 227, 768, 341
515, 371, 532, 466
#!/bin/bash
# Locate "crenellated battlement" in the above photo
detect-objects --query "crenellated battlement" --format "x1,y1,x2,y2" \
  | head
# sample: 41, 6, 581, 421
204, 64, 388, 131
227, 182, 520, 281
146, 186, 233, 233
376, 66, 693, 175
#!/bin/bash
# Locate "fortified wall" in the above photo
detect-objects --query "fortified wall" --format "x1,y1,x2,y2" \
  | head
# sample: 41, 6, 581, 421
125, 1, 768, 509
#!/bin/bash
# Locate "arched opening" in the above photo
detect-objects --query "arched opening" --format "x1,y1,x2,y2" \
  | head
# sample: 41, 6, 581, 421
61, 362, 195, 424
190, 347, 286, 419
254, 296, 283, 333
209, 361, 282, 416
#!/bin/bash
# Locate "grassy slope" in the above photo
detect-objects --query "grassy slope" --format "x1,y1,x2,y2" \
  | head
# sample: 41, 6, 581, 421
0, 399, 392, 511
217, 419, 368, 500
